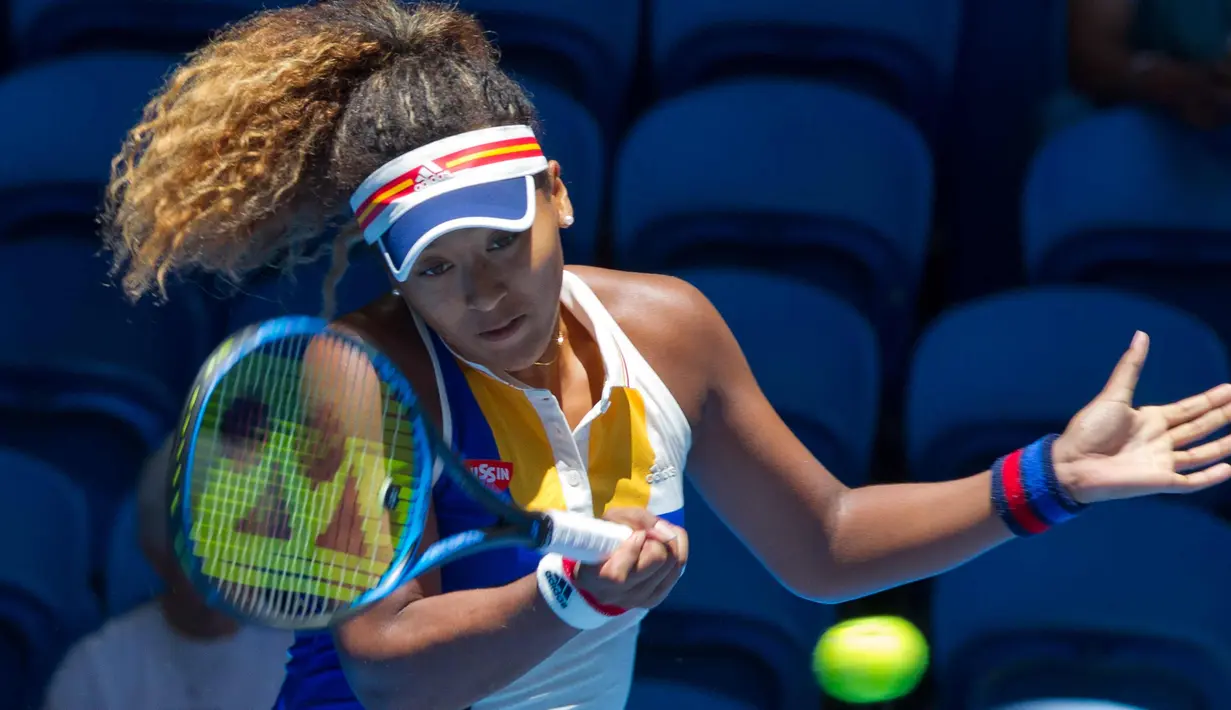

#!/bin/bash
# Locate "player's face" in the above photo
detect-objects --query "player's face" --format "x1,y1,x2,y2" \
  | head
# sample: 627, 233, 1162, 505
400, 172, 573, 373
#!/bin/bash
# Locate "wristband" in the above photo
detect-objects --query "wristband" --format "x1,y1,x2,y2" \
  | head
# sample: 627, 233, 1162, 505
991, 434, 1087, 537
536, 553, 626, 630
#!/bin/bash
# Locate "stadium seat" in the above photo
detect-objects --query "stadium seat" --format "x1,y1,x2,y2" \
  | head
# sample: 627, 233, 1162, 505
0, 53, 180, 239
641, 268, 875, 709
105, 495, 164, 617
519, 77, 605, 266
9, 0, 295, 60
460, 0, 639, 130
1023, 108, 1231, 342
673, 268, 879, 486
0, 236, 211, 556
636, 611, 824, 710
0, 448, 98, 708
906, 287, 1231, 509
933, 498, 1231, 708
649, 0, 962, 134
613, 80, 932, 367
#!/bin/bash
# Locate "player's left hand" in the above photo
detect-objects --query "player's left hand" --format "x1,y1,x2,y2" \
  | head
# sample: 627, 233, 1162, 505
1054, 331, 1231, 504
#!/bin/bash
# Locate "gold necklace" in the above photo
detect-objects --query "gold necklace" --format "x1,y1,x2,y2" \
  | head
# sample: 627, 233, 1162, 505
533, 321, 566, 367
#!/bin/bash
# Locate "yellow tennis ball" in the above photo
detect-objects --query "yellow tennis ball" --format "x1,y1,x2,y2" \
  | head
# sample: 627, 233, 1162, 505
813, 615, 929, 704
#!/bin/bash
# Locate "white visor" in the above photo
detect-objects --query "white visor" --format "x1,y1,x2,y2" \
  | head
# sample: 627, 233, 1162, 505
350, 124, 549, 281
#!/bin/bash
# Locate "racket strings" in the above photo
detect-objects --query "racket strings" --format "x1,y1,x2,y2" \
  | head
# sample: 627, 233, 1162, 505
188, 331, 421, 626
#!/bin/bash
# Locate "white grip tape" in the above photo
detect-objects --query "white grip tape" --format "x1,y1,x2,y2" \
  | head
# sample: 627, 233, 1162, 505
536, 553, 619, 631
541, 509, 633, 563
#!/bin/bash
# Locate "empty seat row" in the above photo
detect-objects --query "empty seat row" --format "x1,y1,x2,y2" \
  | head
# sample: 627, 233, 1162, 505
8, 0, 961, 135
935, 497, 1231, 708
0, 55, 936, 367
11, 55, 1231, 387
1023, 108, 1231, 346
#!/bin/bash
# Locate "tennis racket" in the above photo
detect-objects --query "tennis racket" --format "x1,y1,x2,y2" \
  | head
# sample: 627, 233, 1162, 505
168, 316, 633, 630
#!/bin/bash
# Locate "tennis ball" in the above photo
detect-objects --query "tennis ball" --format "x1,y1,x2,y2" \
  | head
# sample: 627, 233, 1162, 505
813, 615, 929, 704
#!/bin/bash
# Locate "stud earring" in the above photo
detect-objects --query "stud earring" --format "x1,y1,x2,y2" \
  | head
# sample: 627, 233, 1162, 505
562, 214, 575, 227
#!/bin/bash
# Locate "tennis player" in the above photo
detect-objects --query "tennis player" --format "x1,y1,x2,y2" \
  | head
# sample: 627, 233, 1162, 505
101, 1, 1231, 709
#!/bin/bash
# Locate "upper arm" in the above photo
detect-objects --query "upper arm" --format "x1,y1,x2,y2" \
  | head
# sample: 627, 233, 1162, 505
662, 281, 848, 599
1069, 0, 1139, 92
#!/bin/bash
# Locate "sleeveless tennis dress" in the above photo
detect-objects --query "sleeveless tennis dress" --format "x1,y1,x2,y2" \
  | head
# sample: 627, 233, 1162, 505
275, 271, 691, 710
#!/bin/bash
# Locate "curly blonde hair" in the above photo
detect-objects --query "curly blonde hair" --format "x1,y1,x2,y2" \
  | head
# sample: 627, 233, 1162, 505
103, 0, 540, 305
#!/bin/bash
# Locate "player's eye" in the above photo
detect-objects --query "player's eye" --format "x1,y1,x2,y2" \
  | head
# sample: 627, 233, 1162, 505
418, 261, 454, 277
488, 232, 521, 251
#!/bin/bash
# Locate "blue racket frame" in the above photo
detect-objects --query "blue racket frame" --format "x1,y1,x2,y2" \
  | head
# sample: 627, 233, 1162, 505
170, 316, 436, 624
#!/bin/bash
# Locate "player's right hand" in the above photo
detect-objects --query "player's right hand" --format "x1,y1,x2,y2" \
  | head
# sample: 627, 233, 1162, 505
569, 507, 688, 610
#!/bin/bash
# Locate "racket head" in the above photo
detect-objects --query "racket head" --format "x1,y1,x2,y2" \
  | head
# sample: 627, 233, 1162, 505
169, 316, 434, 629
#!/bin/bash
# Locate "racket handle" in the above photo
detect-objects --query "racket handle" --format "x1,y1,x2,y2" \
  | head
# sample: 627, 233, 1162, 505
541, 510, 634, 563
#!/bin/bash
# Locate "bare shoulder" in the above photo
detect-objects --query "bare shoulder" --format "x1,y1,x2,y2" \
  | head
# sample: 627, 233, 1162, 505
567, 266, 725, 421
567, 266, 722, 347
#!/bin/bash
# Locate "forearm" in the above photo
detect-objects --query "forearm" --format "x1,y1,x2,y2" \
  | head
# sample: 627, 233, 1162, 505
343, 574, 580, 710
819, 472, 1012, 602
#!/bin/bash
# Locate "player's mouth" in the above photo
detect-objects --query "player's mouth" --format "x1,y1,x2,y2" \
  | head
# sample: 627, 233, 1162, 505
478, 315, 526, 342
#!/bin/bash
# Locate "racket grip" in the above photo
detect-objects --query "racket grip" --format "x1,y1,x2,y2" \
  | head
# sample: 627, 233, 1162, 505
541, 510, 634, 563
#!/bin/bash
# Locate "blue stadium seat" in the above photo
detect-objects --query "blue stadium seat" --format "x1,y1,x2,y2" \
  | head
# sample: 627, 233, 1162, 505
105, 495, 164, 617
673, 268, 879, 486
649, 0, 962, 134
518, 77, 605, 266
0, 53, 181, 239
9, 0, 295, 60
933, 498, 1231, 708
641, 268, 875, 709
613, 80, 932, 366
0, 236, 212, 555
636, 611, 825, 710
0, 448, 98, 708
460, 0, 639, 130
1023, 108, 1231, 342
906, 287, 1230, 508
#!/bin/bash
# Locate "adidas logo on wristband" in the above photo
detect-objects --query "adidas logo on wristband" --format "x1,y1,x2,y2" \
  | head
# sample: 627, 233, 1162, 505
536, 553, 625, 631
543, 569, 574, 608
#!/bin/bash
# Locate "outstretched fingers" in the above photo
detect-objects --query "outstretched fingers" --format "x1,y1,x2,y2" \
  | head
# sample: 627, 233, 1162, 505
1167, 396, 1231, 448
1173, 433, 1231, 472
1158, 383, 1231, 429
1165, 462, 1231, 494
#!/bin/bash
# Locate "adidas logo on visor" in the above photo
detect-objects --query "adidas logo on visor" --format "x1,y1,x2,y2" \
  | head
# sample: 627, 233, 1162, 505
413, 161, 453, 191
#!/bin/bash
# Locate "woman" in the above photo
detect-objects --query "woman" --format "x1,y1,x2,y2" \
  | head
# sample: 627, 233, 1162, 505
102, 1, 1231, 709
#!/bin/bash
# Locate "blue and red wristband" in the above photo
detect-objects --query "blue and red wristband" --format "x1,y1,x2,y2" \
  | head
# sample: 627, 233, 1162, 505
991, 434, 1087, 537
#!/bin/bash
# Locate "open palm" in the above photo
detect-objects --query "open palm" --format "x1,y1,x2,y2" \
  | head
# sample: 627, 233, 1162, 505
1054, 331, 1231, 504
